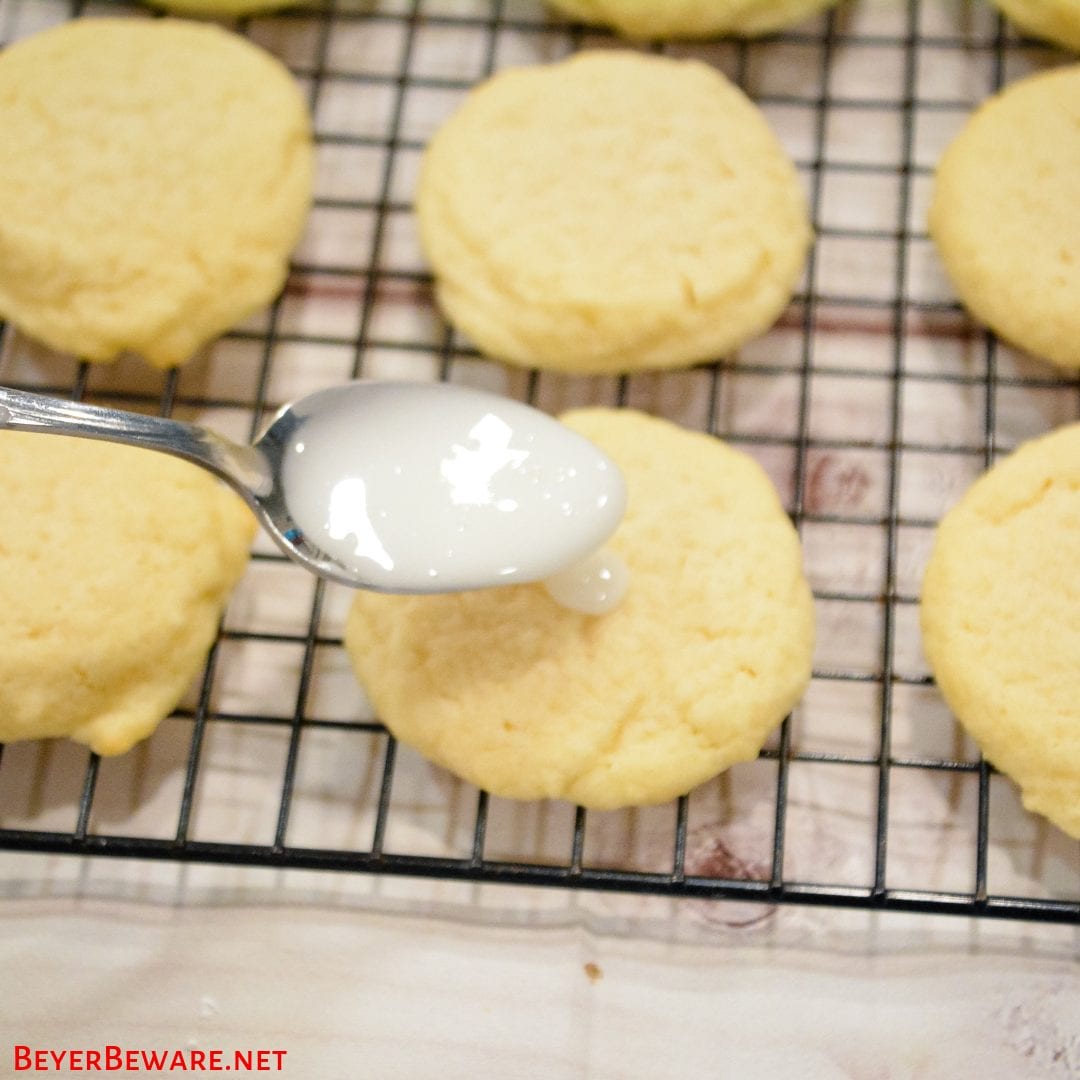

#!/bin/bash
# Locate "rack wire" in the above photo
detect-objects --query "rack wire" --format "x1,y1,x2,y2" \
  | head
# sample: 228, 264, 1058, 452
0, 0, 1077, 925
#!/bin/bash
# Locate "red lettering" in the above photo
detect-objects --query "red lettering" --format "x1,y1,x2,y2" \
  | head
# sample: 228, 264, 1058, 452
5, 1046, 291, 1073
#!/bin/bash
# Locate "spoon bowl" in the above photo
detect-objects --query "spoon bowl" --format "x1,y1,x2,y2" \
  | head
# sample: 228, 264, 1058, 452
0, 381, 626, 593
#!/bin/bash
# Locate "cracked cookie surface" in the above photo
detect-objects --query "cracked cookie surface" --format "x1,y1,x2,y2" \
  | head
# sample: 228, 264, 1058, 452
344, 408, 814, 809
416, 51, 811, 375
0, 432, 254, 756
0, 17, 313, 368
921, 423, 1080, 838
928, 65, 1080, 372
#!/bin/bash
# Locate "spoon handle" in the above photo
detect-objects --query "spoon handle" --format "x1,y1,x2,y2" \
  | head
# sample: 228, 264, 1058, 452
0, 385, 272, 499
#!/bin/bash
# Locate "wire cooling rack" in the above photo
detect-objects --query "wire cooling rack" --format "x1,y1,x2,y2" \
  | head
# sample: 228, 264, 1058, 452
0, 0, 1078, 925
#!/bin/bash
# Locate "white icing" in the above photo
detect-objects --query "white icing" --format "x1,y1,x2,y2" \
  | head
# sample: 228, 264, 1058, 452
280, 381, 627, 597
542, 547, 630, 615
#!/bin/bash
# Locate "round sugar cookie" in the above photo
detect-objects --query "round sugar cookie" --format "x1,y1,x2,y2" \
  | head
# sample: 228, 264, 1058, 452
987, 0, 1080, 54
546, 0, 842, 38
921, 424, 1080, 838
0, 18, 314, 369
416, 51, 812, 375
0, 432, 255, 756
928, 65, 1080, 371
344, 409, 815, 809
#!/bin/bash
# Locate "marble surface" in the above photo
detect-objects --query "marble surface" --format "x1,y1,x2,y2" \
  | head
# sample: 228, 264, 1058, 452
2, 854, 1079, 1078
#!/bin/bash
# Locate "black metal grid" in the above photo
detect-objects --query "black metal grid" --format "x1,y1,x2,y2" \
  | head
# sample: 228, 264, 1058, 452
0, 0, 1078, 925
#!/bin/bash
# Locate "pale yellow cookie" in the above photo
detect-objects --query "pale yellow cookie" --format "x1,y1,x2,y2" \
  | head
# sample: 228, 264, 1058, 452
416, 51, 811, 375
0, 18, 313, 369
345, 409, 814, 809
928, 65, 1080, 371
987, 0, 1080, 53
547, 0, 842, 38
921, 424, 1080, 838
0, 433, 255, 756
144, 0, 308, 15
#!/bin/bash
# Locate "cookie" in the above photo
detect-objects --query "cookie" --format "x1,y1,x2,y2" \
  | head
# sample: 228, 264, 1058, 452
345, 409, 815, 809
416, 51, 811, 375
928, 65, 1080, 371
546, 0, 843, 38
986, 0, 1080, 54
145, 0, 306, 14
0, 18, 313, 369
920, 424, 1080, 838
0, 432, 254, 756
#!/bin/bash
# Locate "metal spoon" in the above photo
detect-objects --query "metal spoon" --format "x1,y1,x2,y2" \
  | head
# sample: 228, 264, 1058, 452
0, 382, 625, 593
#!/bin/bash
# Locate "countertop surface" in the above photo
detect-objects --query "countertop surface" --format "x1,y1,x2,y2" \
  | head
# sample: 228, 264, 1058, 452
3, 854, 1079, 1079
